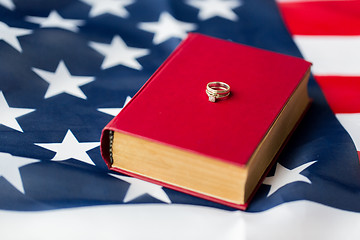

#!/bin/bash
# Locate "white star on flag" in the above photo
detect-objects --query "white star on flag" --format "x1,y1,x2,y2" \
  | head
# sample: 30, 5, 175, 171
138, 12, 197, 45
25, 10, 85, 32
81, 0, 134, 18
0, 21, 32, 52
35, 130, 100, 165
32, 60, 95, 99
109, 173, 171, 203
186, 0, 242, 21
263, 161, 317, 197
0, 152, 39, 194
98, 96, 132, 116
90, 36, 149, 70
0, 91, 35, 132
0, 0, 15, 10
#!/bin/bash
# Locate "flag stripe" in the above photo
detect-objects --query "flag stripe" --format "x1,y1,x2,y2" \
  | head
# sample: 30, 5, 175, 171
277, 0, 360, 162
293, 35, 360, 76
1, 201, 360, 240
278, 1, 360, 35
315, 76, 360, 113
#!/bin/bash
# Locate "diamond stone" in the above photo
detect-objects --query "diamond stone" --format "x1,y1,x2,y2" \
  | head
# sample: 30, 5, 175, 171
209, 95, 216, 102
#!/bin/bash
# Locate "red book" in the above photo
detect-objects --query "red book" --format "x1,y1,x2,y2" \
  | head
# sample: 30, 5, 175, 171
100, 33, 311, 210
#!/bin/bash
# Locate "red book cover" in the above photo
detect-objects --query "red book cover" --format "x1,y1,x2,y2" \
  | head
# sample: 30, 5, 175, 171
100, 33, 311, 209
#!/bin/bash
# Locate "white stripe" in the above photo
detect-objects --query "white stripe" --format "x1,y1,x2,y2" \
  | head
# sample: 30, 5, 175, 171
293, 35, 360, 76
1, 201, 359, 240
336, 113, 360, 151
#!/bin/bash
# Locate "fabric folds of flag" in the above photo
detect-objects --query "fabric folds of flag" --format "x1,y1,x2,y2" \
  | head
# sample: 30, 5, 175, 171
277, 0, 360, 161
0, 0, 360, 239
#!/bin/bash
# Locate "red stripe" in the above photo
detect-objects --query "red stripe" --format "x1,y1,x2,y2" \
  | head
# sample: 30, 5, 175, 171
314, 75, 360, 113
278, 1, 360, 35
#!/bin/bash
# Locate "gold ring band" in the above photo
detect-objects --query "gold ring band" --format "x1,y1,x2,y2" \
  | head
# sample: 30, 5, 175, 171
206, 89, 230, 98
206, 82, 230, 102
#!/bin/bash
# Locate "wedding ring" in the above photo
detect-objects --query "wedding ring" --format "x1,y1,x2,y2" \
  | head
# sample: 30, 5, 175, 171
206, 82, 230, 102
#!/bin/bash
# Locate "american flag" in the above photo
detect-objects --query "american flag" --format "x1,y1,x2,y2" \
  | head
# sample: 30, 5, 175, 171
0, 0, 359, 239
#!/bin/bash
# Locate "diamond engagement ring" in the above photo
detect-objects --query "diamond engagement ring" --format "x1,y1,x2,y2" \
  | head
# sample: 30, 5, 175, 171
206, 82, 230, 102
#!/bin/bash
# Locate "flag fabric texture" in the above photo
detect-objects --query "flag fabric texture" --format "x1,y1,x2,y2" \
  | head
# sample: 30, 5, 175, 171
277, 0, 360, 161
0, 0, 359, 239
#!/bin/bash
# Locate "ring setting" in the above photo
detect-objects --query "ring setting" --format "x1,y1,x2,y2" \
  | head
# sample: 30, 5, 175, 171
206, 82, 230, 102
